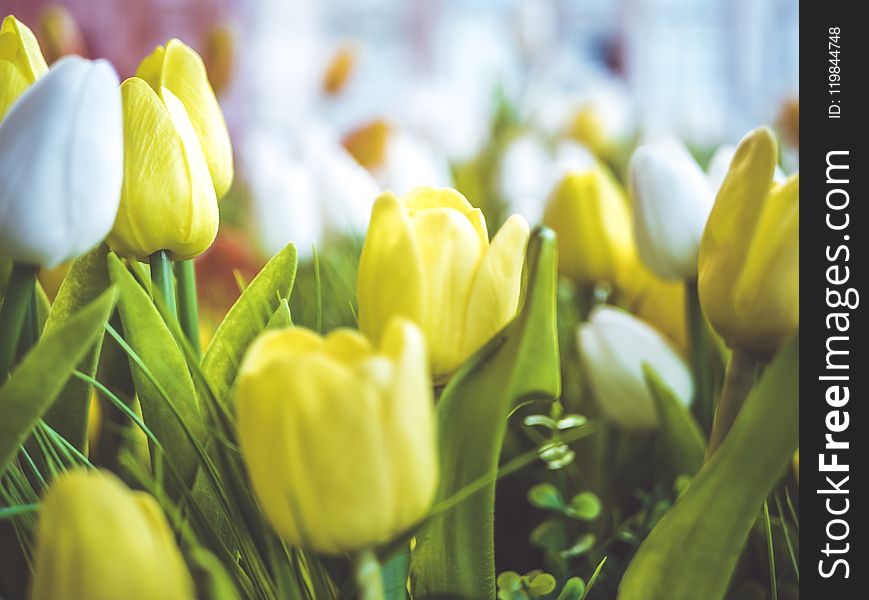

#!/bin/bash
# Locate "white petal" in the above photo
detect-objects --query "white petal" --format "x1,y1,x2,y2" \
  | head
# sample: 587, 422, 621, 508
0, 56, 122, 266
578, 306, 693, 430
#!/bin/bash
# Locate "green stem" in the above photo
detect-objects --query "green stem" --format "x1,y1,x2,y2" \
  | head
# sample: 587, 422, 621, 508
685, 281, 713, 433
0, 262, 38, 377
174, 259, 201, 356
705, 349, 757, 460
354, 549, 385, 600
149, 250, 177, 321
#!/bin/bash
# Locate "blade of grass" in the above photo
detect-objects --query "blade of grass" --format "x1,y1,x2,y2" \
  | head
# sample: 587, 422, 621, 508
763, 502, 778, 600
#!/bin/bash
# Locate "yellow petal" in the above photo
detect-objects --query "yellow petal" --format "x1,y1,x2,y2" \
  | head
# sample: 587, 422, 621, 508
108, 78, 218, 261
461, 214, 529, 359
731, 173, 799, 354
411, 206, 485, 378
323, 328, 374, 364
699, 126, 778, 274
358, 192, 424, 345
0, 60, 29, 119
401, 186, 474, 214
137, 39, 233, 198
0, 15, 48, 82
379, 318, 437, 530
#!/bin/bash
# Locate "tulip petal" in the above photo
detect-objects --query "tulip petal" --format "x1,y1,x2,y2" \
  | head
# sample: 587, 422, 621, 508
109, 78, 218, 261
0, 60, 29, 119
379, 318, 437, 529
460, 215, 529, 360
411, 206, 486, 377
401, 186, 474, 214
0, 15, 48, 82
358, 192, 424, 345
137, 39, 234, 198
699, 127, 777, 265
0, 57, 122, 267
732, 173, 799, 353
324, 328, 374, 364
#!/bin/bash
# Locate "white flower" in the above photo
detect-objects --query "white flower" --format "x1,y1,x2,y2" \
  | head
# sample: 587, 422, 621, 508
0, 56, 123, 267
243, 127, 380, 259
629, 140, 713, 280
374, 129, 452, 197
578, 306, 693, 430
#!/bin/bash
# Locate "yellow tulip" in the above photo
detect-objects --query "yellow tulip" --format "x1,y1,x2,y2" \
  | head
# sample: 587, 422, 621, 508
543, 167, 635, 286
358, 187, 529, 381
30, 470, 194, 600
618, 259, 687, 349
235, 319, 438, 554
698, 127, 799, 358
108, 39, 233, 261
0, 15, 48, 120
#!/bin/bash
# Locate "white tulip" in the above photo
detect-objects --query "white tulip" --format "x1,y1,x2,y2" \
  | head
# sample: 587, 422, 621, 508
374, 130, 452, 197
629, 140, 713, 280
243, 126, 380, 259
578, 305, 693, 430
0, 56, 123, 267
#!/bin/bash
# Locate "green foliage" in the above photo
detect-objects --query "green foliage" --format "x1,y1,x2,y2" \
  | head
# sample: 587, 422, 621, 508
41, 245, 111, 449
618, 334, 799, 600
201, 242, 297, 405
411, 228, 561, 599
0, 289, 116, 477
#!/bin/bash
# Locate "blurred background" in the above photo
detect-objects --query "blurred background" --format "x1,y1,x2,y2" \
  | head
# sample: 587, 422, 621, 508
3, 0, 799, 323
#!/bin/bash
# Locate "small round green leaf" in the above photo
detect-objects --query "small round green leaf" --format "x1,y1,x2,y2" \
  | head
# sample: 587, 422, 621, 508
527, 483, 565, 511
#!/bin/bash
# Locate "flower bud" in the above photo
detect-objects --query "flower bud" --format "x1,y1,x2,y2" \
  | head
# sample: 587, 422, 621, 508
618, 259, 687, 349
698, 127, 799, 357
629, 140, 713, 280
543, 166, 635, 285
1, 15, 48, 119
109, 40, 232, 261
358, 187, 529, 381
38, 5, 87, 64
235, 319, 438, 554
578, 305, 693, 430
0, 56, 122, 267
30, 470, 194, 600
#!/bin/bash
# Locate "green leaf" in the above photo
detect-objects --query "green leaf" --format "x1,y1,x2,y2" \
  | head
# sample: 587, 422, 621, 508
41, 245, 111, 450
411, 228, 561, 599
556, 577, 586, 600
265, 298, 293, 330
644, 364, 706, 482
381, 547, 410, 600
566, 491, 601, 521
560, 533, 596, 558
527, 483, 565, 511
524, 571, 556, 596
0, 289, 116, 476
618, 334, 799, 600
107, 254, 205, 487
202, 243, 297, 404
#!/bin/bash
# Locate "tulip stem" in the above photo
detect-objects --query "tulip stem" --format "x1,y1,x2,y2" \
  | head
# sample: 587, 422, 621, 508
685, 282, 713, 432
705, 349, 758, 460
0, 262, 38, 377
149, 250, 177, 320
175, 260, 201, 357
354, 549, 385, 600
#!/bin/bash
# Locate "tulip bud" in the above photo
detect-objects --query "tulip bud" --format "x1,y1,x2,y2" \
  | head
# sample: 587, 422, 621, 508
322, 44, 357, 96
698, 127, 799, 358
235, 319, 438, 554
0, 56, 122, 267
38, 5, 88, 64
543, 166, 635, 285
629, 141, 713, 280
358, 187, 529, 381
578, 305, 693, 430
618, 259, 687, 349
0, 15, 48, 119
109, 40, 232, 261
30, 470, 194, 600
